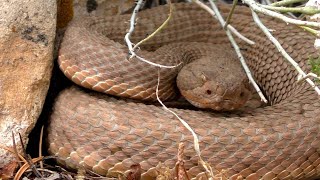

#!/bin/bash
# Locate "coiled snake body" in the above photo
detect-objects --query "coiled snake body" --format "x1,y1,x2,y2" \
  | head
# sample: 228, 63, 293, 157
48, 3, 320, 179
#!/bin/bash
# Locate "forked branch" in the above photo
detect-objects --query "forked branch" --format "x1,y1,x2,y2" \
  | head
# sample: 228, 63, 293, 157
250, 10, 320, 95
203, 0, 320, 96
124, 0, 181, 68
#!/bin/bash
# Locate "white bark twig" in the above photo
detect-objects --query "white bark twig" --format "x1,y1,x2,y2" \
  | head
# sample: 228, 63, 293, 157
261, 4, 320, 15
156, 69, 214, 180
207, 0, 268, 103
124, 0, 144, 55
297, 72, 320, 83
192, 0, 255, 45
271, 0, 308, 6
251, 10, 320, 95
244, 0, 320, 27
124, 0, 181, 69
133, 0, 173, 51
135, 55, 181, 68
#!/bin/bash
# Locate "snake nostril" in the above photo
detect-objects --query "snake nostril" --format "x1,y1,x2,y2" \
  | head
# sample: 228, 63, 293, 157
206, 90, 212, 95
240, 92, 245, 97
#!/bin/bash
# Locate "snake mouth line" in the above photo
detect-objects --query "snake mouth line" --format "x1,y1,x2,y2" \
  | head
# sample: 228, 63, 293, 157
179, 89, 244, 111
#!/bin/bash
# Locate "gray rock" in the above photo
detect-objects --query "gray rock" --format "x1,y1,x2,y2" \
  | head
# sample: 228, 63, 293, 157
0, 0, 56, 170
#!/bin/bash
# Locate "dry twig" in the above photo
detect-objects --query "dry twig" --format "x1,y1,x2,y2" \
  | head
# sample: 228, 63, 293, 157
175, 143, 189, 180
224, 0, 238, 29
244, 0, 320, 27
271, 0, 308, 6
192, 0, 255, 45
204, 0, 268, 103
13, 157, 44, 180
208, 0, 320, 96
39, 126, 44, 169
18, 133, 43, 178
0, 145, 26, 164
156, 69, 215, 179
251, 10, 320, 95
125, 0, 181, 68
261, 4, 320, 15
133, 0, 173, 50
12, 131, 22, 167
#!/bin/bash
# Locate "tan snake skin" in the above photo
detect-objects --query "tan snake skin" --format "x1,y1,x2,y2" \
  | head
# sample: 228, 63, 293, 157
48, 3, 320, 179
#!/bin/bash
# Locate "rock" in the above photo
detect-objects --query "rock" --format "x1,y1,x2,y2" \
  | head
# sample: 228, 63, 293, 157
0, 0, 56, 172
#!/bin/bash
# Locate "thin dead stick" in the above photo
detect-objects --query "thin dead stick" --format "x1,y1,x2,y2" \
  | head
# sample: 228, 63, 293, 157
0, 145, 27, 163
297, 72, 320, 83
264, 0, 299, 19
261, 5, 320, 15
12, 132, 22, 167
156, 69, 215, 179
133, 0, 173, 50
136, 55, 181, 68
39, 126, 44, 169
244, 0, 320, 27
299, 25, 320, 37
13, 156, 44, 180
223, 0, 238, 29
25, 168, 60, 179
124, 0, 144, 53
18, 133, 43, 178
251, 10, 320, 95
192, 0, 255, 45
208, 0, 268, 103
125, 0, 180, 69
271, 0, 308, 6
176, 143, 190, 180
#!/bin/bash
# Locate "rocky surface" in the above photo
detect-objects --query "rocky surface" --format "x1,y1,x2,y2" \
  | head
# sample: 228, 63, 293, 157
0, 0, 56, 172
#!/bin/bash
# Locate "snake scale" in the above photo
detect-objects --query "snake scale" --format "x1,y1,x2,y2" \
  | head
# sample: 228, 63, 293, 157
48, 2, 320, 179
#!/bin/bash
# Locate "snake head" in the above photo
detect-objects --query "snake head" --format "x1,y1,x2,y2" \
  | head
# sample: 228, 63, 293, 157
177, 57, 252, 111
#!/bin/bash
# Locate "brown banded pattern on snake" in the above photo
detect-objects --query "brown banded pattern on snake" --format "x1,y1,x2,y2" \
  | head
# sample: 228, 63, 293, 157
48, 3, 320, 179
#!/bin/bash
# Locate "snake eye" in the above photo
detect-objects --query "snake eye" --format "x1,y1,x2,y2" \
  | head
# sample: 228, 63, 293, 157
240, 92, 244, 97
206, 90, 212, 95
